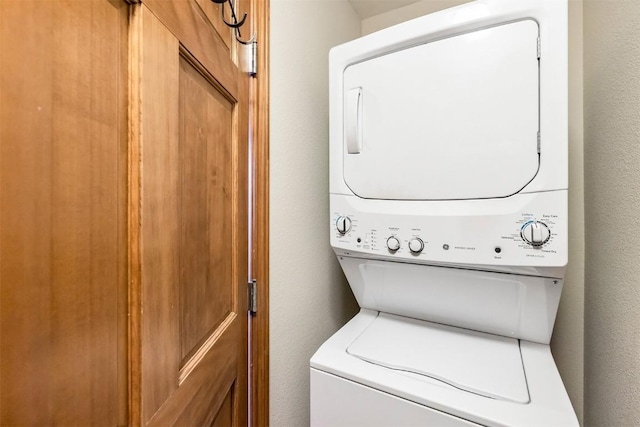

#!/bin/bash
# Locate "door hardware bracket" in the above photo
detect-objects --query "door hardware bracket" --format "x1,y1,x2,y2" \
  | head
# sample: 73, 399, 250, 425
249, 279, 257, 314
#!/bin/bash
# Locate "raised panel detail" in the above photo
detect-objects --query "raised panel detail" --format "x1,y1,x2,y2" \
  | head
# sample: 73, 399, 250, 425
178, 55, 234, 363
133, 3, 249, 425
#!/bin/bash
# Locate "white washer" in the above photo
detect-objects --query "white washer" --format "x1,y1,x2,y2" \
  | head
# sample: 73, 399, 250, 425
311, 0, 578, 425
311, 310, 577, 427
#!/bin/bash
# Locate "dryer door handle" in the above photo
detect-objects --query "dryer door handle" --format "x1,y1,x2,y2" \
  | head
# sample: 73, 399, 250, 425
346, 87, 362, 154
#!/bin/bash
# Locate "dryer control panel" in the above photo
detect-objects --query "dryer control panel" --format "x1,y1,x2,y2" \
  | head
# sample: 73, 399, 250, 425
330, 191, 567, 268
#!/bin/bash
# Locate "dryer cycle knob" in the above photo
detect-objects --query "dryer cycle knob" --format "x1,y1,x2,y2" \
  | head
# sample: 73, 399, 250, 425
521, 221, 551, 246
408, 238, 424, 254
386, 236, 401, 252
336, 216, 352, 235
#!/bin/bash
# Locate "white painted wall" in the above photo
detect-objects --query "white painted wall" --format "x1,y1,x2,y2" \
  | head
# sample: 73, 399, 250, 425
583, 1, 640, 424
269, 1, 361, 426
361, 0, 471, 35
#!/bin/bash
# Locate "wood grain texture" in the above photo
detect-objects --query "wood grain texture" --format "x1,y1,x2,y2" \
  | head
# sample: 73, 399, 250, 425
212, 388, 234, 427
147, 319, 239, 426
130, 2, 249, 425
193, 0, 233, 51
0, 0, 129, 425
142, 0, 238, 100
1, 0, 259, 424
128, 3, 144, 425
232, 4, 250, 425
250, 0, 270, 425
178, 55, 233, 364
135, 5, 182, 423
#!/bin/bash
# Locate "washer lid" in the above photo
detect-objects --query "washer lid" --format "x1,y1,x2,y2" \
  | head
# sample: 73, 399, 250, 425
342, 20, 539, 200
346, 313, 530, 403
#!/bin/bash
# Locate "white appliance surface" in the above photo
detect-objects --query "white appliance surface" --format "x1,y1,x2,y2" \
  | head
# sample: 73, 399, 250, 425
331, 190, 568, 271
330, 0, 568, 198
339, 256, 562, 344
311, 310, 579, 427
316, 0, 574, 425
346, 312, 529, 403
343, 19, 539, 201
312, 369, 481, 427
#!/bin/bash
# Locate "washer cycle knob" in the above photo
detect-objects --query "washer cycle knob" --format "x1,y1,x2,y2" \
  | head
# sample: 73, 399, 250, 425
521, 221, 551, 246
336, 216, 352, 235
408, 238, 424, 254
386, 236, 401, 252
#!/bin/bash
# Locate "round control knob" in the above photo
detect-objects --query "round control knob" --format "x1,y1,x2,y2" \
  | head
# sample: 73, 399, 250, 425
408, 238, 424, 254
386, 236, 401, 252
336, 216, 352, 235
521, 221, 551, 246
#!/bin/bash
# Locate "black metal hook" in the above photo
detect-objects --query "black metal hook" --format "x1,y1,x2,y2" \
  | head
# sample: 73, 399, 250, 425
221, 1, 247, 29
211, 0, 254, 44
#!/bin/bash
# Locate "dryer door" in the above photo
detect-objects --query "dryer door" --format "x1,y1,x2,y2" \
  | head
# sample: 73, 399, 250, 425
343, 20, 540, 200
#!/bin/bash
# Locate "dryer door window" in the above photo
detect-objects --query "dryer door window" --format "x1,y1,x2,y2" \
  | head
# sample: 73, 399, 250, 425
343, 20, 540, 200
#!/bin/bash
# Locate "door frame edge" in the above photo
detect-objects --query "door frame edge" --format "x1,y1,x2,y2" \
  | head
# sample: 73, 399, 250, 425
250, 0, 270, 426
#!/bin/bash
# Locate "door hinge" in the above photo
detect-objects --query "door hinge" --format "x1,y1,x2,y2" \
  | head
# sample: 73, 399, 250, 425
537, 37, 541, 59
243, 41, 257, 77
248, 279, 257, 314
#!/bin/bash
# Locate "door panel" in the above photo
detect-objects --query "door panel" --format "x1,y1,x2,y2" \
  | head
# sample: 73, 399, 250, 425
178, 55, 234, 364
1, 0, 250, 424
130, 2, 248, 425
0, 0, 128, 424
343, 20, 540, 201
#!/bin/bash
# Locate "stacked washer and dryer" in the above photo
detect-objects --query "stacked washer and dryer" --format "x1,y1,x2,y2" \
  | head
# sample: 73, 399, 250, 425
310, 0, 578, 426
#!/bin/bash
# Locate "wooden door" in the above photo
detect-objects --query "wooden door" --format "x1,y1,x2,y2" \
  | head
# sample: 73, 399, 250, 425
129, 1, 250, 425
0, 0, 129, 424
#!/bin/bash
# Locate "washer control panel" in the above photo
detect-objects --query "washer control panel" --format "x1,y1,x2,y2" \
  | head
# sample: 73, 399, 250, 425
331, 192, 567, 267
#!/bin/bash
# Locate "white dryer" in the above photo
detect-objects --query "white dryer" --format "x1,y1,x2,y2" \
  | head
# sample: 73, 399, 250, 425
311, 0, 578, 426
